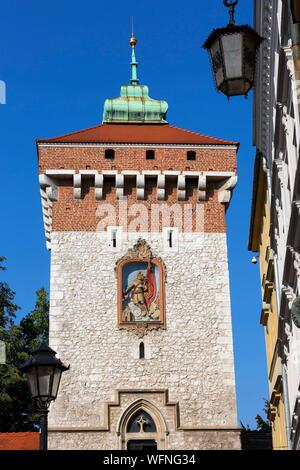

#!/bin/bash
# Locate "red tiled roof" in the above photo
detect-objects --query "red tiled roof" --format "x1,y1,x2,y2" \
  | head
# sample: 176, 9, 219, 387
0, 433, 39, 450
37, 124, 238, 146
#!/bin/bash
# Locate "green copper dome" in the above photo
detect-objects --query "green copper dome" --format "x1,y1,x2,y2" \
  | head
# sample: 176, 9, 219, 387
103, 35, 168, 124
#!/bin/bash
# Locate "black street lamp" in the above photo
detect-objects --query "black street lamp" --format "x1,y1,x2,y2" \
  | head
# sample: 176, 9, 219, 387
203, 0, 262, 97
20, 343, 69, 450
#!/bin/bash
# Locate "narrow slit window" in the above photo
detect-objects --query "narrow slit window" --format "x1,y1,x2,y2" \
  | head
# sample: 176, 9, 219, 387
146, 150, 155, 160
105, 149, 115, 159
187, 151, 196, 161
168, 230, 173, 248
139, 342, 145, 359
112, 230, 117, 248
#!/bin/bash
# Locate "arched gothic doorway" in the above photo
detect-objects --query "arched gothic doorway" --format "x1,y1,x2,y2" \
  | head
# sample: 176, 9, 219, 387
117, 400, 167, 450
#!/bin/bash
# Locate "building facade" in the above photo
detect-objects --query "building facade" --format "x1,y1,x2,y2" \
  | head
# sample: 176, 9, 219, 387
250, 0, 300, 450
249, 156, 287, 449
37, 36, 240, 450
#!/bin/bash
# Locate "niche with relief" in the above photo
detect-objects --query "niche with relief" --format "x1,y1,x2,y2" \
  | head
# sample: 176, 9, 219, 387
116, 239, 166, 335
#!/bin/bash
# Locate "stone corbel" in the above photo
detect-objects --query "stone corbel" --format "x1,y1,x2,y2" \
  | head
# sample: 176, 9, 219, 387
274, 158, 285, 192
282, 105, 290, 136
136, 175, 145, 200
79, 170, 98, 176
218, 176, 238, 204
40, 187, 52, 248
283, 344, 289, 361
293, 252, 300, 292
282, 285, 296, 316
157, 175, 165, 201
73, 174, 81, 199
177, 175, 186, 201
116, 174, 124, 200
39, 174, 57, 250
95, 174, 104, 200
198, 175, 206, 202
39, 174, 58, 201
284, 322, 292, 344
282, 44, 295, 81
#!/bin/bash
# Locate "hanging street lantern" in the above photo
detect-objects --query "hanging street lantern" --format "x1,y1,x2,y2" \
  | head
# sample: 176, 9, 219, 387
203, 0, 262, 98
20, 343, 69, 450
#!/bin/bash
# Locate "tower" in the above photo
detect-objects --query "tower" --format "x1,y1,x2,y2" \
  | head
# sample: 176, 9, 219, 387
37, 35, 240, 450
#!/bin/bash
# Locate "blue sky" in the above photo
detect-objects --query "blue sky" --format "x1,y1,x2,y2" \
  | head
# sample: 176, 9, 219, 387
0, 0, 267, 427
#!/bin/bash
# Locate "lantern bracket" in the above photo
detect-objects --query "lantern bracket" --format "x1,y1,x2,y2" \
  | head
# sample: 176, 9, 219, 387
223, 0, 238, 26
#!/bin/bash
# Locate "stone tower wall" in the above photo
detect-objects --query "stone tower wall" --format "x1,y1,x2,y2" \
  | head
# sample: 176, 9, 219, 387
38, 140, 240, 449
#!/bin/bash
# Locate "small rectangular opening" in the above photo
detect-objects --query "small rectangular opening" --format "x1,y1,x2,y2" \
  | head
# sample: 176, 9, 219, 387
146, 150, 155, 160
112, 230, 117, 248
105, 149, 115, 159
168, 230, 173, 248
187, 151, 196, 161
139, 342, 145, 359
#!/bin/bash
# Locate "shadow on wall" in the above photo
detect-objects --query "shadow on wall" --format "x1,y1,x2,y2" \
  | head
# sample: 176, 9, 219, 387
240, 430, 272, 450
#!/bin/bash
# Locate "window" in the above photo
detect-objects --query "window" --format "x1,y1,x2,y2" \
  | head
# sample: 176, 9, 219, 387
105, 149, 115, 159
127, 440, 157, 450
163, 227, 179, 253
146, 150, 155, 160
108, 226, 122, 251
168, 230, 173, 248
139, 342, 145, 359
112, 230, 117, 248
119, 400, 166, 450
127, 411, 157, 433
187, 151, 196, 161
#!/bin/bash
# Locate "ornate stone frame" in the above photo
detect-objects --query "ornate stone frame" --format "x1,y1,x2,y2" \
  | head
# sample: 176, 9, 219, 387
116, 239, 166, 336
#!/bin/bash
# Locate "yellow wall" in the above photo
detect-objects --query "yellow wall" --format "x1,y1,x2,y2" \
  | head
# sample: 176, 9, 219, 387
250, 162, 287, 450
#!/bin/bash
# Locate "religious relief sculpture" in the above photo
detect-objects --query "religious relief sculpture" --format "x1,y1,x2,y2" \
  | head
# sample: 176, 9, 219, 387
116, 239, 165, 334
122, 263, 161, 323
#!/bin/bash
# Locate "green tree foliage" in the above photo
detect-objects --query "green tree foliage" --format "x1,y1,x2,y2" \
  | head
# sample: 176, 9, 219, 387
19, 288, 49, 357
0, 257, 19, 333
0, 258, 49, 431
255, 400, 272, 431
240, 399, 272, 431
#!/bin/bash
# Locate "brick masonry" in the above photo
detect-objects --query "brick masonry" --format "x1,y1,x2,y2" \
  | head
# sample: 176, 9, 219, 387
38, 144, 237, 234
38, 146, 236, 174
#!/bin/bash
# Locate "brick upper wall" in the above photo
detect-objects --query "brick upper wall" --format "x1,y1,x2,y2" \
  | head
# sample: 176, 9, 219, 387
38, 144, 237, 234
51, 180, 226, 233
38, 146, 236, 174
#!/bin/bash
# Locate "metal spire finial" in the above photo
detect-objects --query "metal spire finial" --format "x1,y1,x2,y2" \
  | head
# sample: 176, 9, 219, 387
129, 18, 138, 85
129, 16, 137, 46
223, 0, 238, 26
